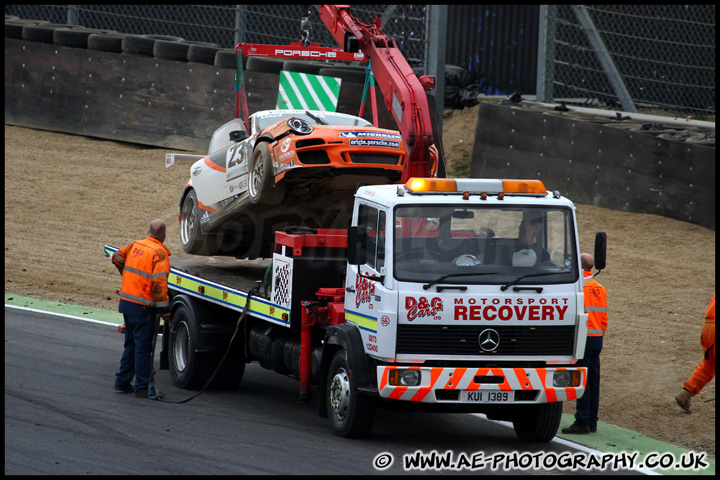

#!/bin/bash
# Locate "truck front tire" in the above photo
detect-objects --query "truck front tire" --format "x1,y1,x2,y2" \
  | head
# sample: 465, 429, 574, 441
326, 350, 376, 438
512, 401, 563, 442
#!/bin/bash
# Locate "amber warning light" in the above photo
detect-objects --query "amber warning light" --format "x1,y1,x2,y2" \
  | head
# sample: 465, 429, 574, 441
404, 178, 547, 196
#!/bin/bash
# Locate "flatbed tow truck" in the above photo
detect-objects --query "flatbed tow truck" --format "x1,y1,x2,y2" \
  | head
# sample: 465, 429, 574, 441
105, 5, 606, 441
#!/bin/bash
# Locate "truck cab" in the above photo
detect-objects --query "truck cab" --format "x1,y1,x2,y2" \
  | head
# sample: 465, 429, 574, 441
331, 177, 592, 440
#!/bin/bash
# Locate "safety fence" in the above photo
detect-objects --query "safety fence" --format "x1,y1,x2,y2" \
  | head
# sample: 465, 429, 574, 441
4, 5, 429, 65
7, 5, 715, 118
537, 5, 715, 118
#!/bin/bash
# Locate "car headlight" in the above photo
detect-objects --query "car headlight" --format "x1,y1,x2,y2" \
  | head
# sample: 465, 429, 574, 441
287, 118, 313, 135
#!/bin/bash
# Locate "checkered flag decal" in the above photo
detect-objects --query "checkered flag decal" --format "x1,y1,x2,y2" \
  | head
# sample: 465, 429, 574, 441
271, 256, 292, 309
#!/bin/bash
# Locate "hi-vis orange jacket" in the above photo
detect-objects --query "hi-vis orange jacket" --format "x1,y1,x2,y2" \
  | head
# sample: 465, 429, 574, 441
583, 271, 608, 337
112, 236, 171, 310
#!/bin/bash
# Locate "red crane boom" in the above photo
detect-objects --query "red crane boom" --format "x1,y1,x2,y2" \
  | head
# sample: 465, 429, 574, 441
316, 5, 437, 181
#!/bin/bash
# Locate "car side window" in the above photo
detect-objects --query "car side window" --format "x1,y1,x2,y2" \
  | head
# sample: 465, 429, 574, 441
208, 118, 248, 155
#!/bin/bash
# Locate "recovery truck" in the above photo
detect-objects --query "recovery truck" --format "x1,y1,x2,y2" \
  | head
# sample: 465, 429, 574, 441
106, 5, 607, 441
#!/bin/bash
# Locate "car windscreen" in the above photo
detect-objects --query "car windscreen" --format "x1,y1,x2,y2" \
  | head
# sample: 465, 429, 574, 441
255, 111, 371, 130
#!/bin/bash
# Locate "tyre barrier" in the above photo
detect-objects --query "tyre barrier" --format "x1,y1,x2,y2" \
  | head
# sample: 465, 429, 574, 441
122, 34, 183, 57
87, 33, 124, 53
187, 43, 221, 65
153, 39, 191, 62
21, 23, 72, 43
246, 56, 285, 74
5, 19, 48, 39
318, 67, 367, 83
53, 27, 105, 49
214, 49, 242, 70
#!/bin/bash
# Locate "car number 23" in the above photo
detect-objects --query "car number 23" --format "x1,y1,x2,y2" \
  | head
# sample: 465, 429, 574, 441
226, 144, 247, 181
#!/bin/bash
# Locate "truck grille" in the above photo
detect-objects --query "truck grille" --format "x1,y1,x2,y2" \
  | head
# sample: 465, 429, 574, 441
396, 325, 576, 356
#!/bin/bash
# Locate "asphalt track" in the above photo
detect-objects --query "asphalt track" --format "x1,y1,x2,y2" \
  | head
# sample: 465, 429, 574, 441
5, 294, 715, 475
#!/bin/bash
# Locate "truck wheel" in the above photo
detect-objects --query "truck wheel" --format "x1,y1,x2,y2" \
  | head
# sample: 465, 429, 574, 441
512, 401, 563, 442
248, 142, 285, 206
168, 302, 216, 389
326, 350, 376, 438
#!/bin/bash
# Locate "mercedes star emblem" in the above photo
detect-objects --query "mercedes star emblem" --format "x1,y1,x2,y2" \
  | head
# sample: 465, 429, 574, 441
478, 328, 500, 352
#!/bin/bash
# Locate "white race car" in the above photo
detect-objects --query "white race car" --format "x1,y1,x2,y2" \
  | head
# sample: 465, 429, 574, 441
178, 109, 437, 258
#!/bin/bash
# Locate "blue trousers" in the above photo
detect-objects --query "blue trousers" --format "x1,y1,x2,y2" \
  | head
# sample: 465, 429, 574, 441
115, 309, 155, 392
575, 336, 603, 429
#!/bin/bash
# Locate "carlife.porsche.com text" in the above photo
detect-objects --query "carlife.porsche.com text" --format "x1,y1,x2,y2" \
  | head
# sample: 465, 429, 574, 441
372, 450, 709, 472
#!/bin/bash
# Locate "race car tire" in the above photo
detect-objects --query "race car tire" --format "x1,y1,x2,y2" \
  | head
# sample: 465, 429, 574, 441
180, 189, 219, 255
326, 350, 376, 438
87, 33, 124, 53
153, 39, 190, 62
248, 142, 285, 206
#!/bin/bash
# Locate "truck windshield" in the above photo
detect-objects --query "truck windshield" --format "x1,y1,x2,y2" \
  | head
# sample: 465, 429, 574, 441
393, 205, 578, 286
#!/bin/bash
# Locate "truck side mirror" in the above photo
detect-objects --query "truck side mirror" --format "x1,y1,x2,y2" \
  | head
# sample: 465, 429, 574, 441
594, 232, 607, 271
347, 226, 367, 266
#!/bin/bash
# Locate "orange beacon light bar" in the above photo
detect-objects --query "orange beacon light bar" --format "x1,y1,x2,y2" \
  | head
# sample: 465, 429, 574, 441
404, 178, 547, 196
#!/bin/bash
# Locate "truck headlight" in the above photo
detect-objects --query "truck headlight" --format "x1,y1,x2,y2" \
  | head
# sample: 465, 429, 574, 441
388, 369, 422, 386
553, 370, 581, 387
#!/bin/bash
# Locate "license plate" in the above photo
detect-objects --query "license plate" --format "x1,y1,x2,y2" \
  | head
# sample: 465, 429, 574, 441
461, 390, 513, 403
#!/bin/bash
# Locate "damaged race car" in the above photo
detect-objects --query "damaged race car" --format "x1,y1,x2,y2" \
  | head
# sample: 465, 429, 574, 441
179, 109, 437, 258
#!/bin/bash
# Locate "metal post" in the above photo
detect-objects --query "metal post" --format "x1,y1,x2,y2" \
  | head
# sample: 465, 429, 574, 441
572, 5, 637, 113
425, 4, 447, 132
234, 5, 247, 46
536, 5, 557, 102
67, 5, 80, 26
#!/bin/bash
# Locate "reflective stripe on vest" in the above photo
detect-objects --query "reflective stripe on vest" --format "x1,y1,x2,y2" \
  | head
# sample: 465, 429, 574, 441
120, 291, 170, 308
585, 306, 607, 313
113, 251, 125, 265
122, 265, 169, 280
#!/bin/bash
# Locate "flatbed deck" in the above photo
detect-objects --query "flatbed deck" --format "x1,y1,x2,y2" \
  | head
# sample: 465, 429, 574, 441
169, 254, 271, 294
104, 245, 288, 327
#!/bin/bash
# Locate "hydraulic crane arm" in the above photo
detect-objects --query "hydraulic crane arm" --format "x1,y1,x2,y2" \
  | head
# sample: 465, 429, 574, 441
316, 5, 437, 181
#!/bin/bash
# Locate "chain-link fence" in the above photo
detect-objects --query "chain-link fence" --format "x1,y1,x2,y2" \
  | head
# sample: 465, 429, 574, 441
6, 5, 716, 118
4, 5, 429, 65
537, 5, 715, 118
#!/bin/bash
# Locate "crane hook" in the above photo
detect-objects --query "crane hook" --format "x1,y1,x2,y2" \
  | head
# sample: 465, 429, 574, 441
300, 7, 313, 47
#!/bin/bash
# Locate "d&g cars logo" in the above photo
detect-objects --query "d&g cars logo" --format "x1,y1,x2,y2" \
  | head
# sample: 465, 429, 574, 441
405, 296, 443, 321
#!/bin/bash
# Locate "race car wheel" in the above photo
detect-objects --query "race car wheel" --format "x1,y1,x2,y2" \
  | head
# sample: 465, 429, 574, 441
249, 142, 285, 206
180, 189, 218, 255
